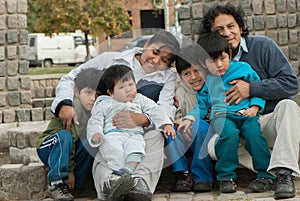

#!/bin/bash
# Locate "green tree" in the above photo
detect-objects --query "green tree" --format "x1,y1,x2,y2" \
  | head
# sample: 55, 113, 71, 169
27, 0, 41, 33
31, 0, 131, 58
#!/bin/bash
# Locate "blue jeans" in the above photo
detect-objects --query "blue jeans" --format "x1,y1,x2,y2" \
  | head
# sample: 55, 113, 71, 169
165, 120, 214, 183
37, 130, 94, 188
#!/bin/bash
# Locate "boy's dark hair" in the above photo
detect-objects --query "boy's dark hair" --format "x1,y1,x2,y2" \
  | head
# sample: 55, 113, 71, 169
97, 64, 135, 95
201, 4, 249, 37
197, 32, 230, 60
75, 68, 104, 92
175, 44, 206, 74
149, 31, 180, 63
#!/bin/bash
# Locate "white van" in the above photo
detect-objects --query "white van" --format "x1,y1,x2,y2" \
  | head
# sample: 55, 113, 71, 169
28, 33, 97, 67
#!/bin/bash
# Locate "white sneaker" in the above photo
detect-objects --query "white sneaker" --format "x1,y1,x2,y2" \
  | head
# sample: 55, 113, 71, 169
47, 183, 74, 201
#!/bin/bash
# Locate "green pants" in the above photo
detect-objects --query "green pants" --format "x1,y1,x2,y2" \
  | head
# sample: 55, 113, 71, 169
212, 113, 273, 181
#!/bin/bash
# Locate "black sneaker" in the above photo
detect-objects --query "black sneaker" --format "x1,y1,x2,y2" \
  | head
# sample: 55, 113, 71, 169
274, 168, 295, 199
47, 183, 74, 201
193, 181, 212, 192
103, 173, 134, 201
126, 177, 152, 201
249, 177, 275, 192
219, 178, 237, 193
172, 172, 193, 192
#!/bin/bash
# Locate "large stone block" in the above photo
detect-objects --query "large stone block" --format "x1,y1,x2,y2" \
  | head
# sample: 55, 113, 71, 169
0, 123, 17, 149
0, 163, 47, 201
9, 146, 40, 164
3, 109, 15, 123
16, 108, 31, 122
31, 107, 44, 121
8, 121, 48, 148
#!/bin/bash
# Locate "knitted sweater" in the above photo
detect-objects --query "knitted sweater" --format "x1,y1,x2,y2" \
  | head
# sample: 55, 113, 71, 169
240, 35, 299, 114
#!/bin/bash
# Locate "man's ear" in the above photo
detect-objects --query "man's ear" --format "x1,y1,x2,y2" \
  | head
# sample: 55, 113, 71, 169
74, 87, 79, 97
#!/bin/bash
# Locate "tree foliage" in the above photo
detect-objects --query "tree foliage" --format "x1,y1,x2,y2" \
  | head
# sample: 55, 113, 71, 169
28, 0, 131, 57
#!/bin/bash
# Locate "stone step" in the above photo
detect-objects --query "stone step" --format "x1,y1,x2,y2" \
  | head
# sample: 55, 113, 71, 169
8, 121, 49, 164
1, 121, 300, 200
0, 163, 47, 201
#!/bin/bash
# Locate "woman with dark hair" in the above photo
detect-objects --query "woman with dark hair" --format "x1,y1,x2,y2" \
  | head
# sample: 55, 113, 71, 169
51, 30, 180, 201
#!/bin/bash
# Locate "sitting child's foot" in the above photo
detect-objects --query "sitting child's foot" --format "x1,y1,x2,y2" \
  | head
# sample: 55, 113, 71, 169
193, 181, 212, 192
249, 177, 275, 192
219, 178, 237, 193
172, 172, 193, 192
47, 182, 74, 201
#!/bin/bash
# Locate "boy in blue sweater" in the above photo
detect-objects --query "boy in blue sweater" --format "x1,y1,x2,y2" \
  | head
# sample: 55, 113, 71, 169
179, 32, 275, 193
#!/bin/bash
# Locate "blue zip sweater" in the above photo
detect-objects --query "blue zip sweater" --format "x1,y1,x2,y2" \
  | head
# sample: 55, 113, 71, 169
188, 61, 265, 120
240, 35, 299, 114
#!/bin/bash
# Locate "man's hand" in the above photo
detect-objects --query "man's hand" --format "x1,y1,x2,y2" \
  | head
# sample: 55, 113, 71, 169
64, 171, 75, 190
59, 105, 79, 130
112, 111, 150, 128
224, 79, 250, 105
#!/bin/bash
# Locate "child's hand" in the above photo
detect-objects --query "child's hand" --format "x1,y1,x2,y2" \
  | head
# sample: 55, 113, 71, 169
177, 119, 193, 141
163, 124, 176, 139
243, 105, 259, 116
92, 133, 104, 143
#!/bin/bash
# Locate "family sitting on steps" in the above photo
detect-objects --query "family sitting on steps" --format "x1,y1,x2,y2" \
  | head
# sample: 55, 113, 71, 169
36, 3, 300, 201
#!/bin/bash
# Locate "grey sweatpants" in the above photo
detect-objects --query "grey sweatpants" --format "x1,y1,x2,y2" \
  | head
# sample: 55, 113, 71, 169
92, 129, 164, 200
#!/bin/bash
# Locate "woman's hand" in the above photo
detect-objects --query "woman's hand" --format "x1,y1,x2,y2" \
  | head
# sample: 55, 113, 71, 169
112, 111, 150, 128
59, 105, 79, 130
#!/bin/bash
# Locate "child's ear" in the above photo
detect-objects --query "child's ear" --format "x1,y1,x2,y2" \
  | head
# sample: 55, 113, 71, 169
229, 49, 232, 59
107, 89, 113, 96
74, 87, 79, 97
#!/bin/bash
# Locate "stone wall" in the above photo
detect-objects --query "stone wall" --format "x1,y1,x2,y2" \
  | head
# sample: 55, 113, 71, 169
178, 0, 300, 76
0, 73, 61, 123
0, 0, 31, 123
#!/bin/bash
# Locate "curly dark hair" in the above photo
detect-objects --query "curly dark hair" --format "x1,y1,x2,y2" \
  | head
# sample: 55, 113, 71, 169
201, 4, 249, 37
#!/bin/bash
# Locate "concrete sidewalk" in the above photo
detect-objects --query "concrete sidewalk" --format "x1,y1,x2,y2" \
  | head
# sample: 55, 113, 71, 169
70, 168, 300, 201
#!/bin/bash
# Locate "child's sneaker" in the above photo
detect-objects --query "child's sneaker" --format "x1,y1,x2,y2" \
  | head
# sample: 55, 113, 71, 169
219, 178, 237, 193
47, 183, 74, 201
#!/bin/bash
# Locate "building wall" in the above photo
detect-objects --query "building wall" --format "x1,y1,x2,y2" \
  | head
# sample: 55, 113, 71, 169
178, 0, 300, 76
125, 0, 177, 30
